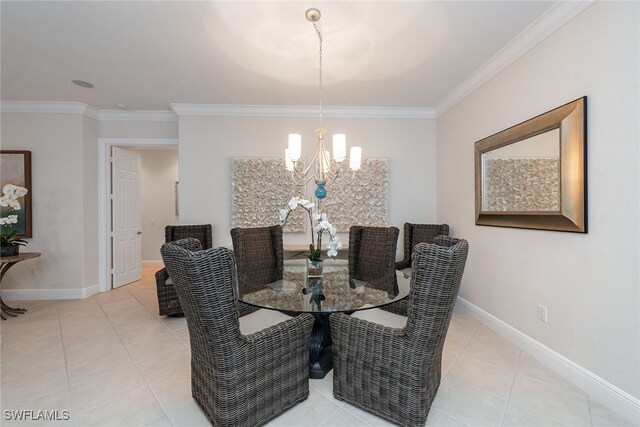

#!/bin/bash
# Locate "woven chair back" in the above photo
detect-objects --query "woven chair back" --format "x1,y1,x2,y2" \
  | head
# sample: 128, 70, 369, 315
230, 225, 284, 295
165, 224, 213, 249
405, 236, 469, 349
160, 240, 242, 356
348, 226, 399, 298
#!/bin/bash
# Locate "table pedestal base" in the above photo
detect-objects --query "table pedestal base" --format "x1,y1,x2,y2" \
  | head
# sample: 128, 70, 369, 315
1, 256, 35, 320
309, 313, 333, 379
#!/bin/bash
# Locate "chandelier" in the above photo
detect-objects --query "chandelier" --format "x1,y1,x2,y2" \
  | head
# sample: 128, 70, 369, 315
284, 8, 362, 200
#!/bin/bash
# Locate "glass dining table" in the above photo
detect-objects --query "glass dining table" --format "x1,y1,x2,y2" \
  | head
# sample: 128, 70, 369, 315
240, 259, 411, 379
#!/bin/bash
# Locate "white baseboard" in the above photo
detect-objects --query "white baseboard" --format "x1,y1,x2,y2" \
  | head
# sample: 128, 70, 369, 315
2, 283, 100, 301
456, 297, 640, 425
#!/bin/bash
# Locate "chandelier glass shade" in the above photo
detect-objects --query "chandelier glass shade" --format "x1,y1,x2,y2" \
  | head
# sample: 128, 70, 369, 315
284, 8, 362, 200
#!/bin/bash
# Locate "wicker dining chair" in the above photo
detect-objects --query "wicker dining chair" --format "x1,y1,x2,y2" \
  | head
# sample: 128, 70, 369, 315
156, 224, 213, 316
230, 225, 284, 296
160, 241, 314, 427
348, 226, 400, 298
395, 223, 450, 270
331, 236, 469, 427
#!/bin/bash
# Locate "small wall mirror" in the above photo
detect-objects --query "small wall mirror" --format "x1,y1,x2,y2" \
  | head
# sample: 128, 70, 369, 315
475, 97, 587, 232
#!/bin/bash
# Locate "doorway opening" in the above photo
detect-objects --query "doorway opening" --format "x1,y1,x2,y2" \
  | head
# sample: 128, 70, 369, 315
98, 138, 178, 293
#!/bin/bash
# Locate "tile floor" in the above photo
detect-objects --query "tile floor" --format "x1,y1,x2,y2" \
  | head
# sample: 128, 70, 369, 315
0, 263, 634, 427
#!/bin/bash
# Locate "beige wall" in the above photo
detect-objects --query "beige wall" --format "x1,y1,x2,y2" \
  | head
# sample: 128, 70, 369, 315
178, 116, 437, 253
1, 113, 97, 296
437, 2, 640, 398
82, 116, 99, 290
137, 149, 179, 261
99, 120, 178, 139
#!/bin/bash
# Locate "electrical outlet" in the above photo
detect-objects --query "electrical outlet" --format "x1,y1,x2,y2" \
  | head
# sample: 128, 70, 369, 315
30, 266, 37, 276
537, 304, 548, 322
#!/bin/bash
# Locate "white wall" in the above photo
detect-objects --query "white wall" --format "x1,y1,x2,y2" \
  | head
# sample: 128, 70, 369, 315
178, 116, 437, 253
82, 116, 99, 290
99, 120, 178, 139
137, 149, 179, 261
437, 1, 639, 399
1, 113, 98, 296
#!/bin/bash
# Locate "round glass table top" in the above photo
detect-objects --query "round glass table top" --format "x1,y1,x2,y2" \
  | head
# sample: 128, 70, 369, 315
239, 259, 410, 313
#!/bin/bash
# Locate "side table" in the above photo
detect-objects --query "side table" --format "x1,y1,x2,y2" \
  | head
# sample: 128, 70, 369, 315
0, 252, 41, 320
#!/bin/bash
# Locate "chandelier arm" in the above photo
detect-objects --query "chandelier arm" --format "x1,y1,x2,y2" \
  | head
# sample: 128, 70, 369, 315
292, 145, 322, 178
340, 170, 358, 186
288, 171, 318, 187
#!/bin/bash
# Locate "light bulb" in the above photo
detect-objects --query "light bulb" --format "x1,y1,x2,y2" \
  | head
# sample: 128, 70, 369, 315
288, 133, 302, 161
349, 147, 362, 171
332, 134, 346, 162
285, 148, 294, 171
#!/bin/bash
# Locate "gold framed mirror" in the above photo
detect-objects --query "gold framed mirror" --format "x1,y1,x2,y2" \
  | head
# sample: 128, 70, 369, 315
475, 97, 587, 233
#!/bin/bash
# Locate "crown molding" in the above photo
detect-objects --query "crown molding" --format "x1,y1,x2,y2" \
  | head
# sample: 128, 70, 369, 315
0, 101, 98, 117
170, 103, 436, 119
433, 0, 595, 116
98, 110, 177, 122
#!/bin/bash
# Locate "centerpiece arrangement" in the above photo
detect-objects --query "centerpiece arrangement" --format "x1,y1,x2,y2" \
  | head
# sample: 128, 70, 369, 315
279, 196, 342, 277
0, 184, 29, 257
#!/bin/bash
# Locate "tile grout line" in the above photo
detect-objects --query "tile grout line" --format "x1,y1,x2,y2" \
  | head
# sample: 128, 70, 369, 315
436, 322, 487, 427
587, 397, 594, 427
499, 348, 522, 426
55, 303, 78, 427
96, 288, 178, 424
443, 321, 481, 379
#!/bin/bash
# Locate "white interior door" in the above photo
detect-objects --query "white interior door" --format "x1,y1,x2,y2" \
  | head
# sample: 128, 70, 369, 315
112, 146, 142, 288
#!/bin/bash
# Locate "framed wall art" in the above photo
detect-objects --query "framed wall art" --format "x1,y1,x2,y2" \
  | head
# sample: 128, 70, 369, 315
0, 150, 32, 237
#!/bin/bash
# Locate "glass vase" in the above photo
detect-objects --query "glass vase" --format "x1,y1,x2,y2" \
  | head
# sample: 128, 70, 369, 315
306, 259, 323, 278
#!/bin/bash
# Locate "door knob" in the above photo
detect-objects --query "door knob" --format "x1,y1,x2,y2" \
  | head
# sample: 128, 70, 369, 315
137, 231, 142, 235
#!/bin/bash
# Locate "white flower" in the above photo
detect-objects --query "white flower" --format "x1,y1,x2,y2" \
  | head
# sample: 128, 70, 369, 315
8, 199, 20, 210
7, 199, 20, 210
0, 218, 7, 225
328, 226, 337, 238
319, 219, 331, 230
312, 212, 321, 221
2, 184, 16, 197
326, 238, 342, 257
320, 213, 327, 221
300, 199, 314, 210
278, 208, 289, 223
13, 187, 28, 198
6, 215, 18, 224
288, 197, 300, 210
0, 196, 8, 208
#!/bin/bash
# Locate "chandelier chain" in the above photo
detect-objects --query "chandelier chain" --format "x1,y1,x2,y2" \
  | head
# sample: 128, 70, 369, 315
313, 20, 323, 124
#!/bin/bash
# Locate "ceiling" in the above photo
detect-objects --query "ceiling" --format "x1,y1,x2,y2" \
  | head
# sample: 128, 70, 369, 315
1, 1, 557, 111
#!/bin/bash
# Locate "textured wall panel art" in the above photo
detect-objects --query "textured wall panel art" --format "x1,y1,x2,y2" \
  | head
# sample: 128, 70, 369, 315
322, 159, 388, 231
483, 158, 560, 212
231, 158, 306, 232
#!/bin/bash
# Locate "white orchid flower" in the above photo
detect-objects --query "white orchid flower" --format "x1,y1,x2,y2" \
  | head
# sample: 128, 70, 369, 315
13, 187, 28, 198
300, 199, 314, 210
288, 197, 300, 210
0, 196, 8, 208
2, 184, 16, 197
320, 213, 327, 221
328, 226, 337, 237
312, 212, 321, 221
318, 220, 331, 230
6, 215, 18, 224
8, 199, 20, 210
